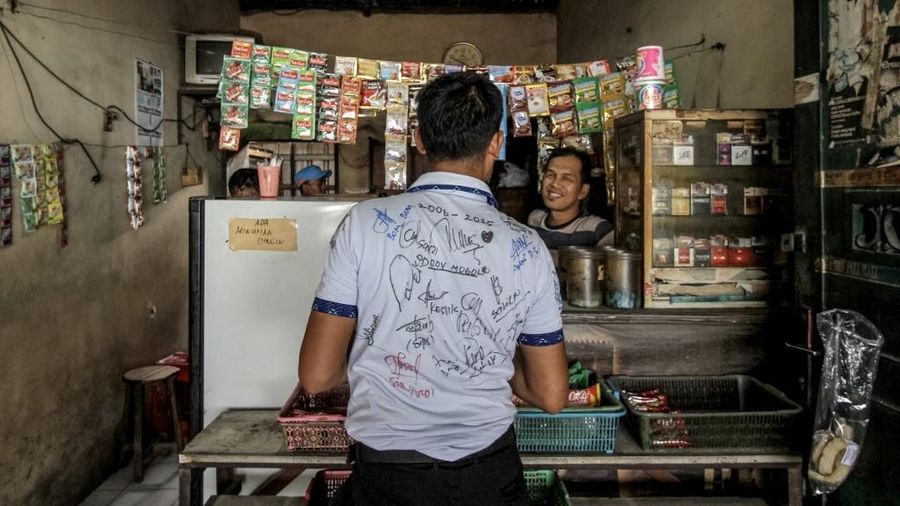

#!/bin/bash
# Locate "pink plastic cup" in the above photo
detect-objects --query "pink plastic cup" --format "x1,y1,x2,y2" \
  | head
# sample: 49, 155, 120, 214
257, 166, 281, 198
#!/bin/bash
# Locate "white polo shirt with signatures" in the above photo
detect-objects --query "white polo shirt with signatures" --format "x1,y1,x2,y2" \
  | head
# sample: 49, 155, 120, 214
312, 170, 564, 461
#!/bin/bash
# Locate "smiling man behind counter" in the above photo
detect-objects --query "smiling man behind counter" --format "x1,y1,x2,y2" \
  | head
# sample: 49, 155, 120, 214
528, 147, 613, 253
298, 71, 568, 506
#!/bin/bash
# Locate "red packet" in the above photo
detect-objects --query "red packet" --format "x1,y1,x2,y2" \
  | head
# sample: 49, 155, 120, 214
218, 126, 240, 151
231, 40, 252, 59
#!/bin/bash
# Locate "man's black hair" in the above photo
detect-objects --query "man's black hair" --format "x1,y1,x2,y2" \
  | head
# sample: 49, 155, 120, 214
228, 168, 258, 195
416, 72, 502, 164
546, 147, 593, 185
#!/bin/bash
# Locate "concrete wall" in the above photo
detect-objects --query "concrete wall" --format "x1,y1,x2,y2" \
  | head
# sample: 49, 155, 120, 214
558, 0, 794, 109
0, 1, 238, 504
241, 10, 557, 191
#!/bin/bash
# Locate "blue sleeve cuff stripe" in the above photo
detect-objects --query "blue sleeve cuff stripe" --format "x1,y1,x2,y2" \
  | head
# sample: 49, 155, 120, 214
517, 329, 564, 346
312, 297, 358, 319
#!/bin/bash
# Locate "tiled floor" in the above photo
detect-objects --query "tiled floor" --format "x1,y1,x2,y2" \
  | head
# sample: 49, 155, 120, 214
78, 446, 768, 506
79, 445, 316, 506
79, 447, 179, 506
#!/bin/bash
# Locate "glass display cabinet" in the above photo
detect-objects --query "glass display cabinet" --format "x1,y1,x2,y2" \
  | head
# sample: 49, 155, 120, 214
614, 109, 793, 308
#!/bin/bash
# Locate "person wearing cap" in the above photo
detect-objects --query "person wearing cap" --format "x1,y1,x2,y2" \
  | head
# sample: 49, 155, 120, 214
294, 164, 332, 196
527, 147, 613, 256
298, 71, 567, 505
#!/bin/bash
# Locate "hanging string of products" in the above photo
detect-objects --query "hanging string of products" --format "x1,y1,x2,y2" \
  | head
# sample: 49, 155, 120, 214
216, 40, 681, 190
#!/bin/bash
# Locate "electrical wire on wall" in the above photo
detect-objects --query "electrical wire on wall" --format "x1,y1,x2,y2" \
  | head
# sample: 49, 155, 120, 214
672, 42, 727, 109
0, 21, 103, 182
15, 1, 195, 37
0, 21, 197, 133
0, 18, 204, 183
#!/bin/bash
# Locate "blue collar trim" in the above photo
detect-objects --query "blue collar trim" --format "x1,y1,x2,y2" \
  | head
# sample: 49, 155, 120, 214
406, 184, 499, 209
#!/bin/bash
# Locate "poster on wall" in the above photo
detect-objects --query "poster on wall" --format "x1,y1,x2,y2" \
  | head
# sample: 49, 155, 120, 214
826, 0, 877, 147
135, 59, 164, 147
874, 25, 900, 149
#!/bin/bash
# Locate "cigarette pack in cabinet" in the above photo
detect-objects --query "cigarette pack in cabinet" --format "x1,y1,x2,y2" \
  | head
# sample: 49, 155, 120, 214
652, 182, 672, 215
751, 141, 772, 166
693, 238, 711, 267
613, 109, 793, 307
690, 182, 711, 215
710, 235, 730, 267
744, 187, 765, 215
710, 184, 728, 215
673, 143, 694, 165
671, 187, 691, 216
653, 238, 674, 266
673, 235, 695, 267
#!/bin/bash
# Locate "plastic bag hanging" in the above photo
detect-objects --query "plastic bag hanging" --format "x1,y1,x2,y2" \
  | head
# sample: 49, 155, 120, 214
808, 309, 884, 494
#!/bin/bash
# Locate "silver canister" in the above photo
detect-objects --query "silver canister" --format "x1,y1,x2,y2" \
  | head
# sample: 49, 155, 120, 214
566, 247, 606, 308
556, 245, 581, 301
604, 249, 642, 309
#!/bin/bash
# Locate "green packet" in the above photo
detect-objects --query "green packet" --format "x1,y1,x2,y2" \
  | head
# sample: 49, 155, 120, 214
567, 360, 599, 389
576, 102, 603, 134
573, 76, 600, 104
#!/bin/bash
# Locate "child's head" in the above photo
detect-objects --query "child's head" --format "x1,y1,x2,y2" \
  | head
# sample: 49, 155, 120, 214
228, 168, 260, 198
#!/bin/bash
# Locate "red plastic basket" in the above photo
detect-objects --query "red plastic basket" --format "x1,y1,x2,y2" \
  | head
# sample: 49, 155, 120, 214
276, 383, 352, 452
305, 469, 353, 506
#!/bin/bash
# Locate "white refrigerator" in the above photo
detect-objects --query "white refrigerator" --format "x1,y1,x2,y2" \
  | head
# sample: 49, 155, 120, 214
188, 196, 365, 498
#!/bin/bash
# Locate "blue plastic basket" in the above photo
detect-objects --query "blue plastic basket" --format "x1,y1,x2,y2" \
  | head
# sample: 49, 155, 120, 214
515, 380, 625, 454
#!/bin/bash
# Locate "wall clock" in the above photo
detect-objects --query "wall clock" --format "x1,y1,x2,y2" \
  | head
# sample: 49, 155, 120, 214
442, 42, 484, 67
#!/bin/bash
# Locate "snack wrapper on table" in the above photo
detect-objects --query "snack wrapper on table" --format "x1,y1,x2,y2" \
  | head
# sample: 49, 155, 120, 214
512, 383, 602, 409
513, 363, 602, 408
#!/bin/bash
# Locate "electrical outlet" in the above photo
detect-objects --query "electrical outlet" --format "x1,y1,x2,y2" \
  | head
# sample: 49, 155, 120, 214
781, 232, 807, 253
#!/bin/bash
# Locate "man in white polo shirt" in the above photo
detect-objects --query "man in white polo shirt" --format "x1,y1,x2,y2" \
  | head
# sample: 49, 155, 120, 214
298, 71, 568, 505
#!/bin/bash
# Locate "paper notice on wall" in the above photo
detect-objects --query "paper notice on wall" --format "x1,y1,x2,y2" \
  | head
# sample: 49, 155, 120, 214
794, 74, 820, 105
228, 217, 298, 252
875, 24, 900, 147
135, 59, 164, 147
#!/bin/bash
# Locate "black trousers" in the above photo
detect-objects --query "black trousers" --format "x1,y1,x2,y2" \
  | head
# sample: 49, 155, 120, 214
330, 426, 528, 506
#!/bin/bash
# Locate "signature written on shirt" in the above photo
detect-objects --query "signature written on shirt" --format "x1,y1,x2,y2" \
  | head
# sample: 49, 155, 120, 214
385, 351, 434, 398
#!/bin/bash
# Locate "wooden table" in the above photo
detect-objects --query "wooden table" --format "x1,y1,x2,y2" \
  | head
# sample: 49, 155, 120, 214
180, 410, 802, 506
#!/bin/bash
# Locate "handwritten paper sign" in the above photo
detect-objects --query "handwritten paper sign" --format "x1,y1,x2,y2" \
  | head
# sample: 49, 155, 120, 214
228, 217, 297, 252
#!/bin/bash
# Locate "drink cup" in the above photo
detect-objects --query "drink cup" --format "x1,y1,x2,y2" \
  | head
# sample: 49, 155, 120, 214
257, 166, 281, 198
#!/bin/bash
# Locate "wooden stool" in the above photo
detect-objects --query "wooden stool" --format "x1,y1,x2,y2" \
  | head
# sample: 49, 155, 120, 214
123, 365, 185, 482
